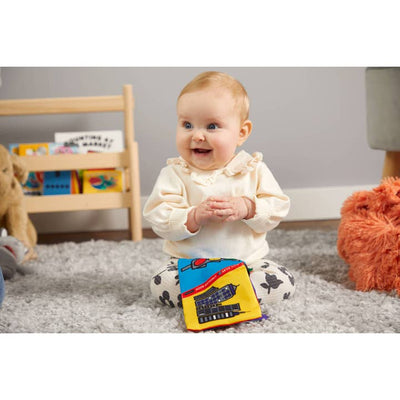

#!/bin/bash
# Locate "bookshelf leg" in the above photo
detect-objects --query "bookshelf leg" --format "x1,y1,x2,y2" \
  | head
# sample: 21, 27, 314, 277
129, 142, 143, 241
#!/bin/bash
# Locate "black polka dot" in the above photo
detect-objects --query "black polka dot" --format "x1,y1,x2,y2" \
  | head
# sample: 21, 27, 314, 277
162, 291, 170, 300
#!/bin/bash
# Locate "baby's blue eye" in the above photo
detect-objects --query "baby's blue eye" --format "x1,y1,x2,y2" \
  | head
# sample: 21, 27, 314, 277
208, 123, 218, 130
184, 122, 192, 129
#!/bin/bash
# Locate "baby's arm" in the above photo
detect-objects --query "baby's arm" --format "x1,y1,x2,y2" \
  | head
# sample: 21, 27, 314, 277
143, 167, 198, 241
241, 162, 290, 233
185, 201, 212, 233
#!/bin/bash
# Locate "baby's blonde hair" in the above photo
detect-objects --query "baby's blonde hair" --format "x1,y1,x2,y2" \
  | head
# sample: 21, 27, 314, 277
178, 71, 250, 122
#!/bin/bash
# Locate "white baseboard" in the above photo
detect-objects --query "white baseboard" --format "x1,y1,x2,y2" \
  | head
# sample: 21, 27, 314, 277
30, 184, 376, 233
284, 184, 375, 221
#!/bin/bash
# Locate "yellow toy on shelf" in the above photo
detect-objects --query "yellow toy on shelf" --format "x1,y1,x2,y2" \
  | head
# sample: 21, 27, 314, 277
82, 170, 124, 194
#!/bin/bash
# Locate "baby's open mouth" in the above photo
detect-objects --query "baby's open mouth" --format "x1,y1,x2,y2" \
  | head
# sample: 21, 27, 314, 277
193, 149, 212, 154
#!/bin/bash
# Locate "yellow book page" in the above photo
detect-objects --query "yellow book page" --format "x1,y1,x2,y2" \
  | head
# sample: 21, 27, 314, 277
182, 264, 261, 331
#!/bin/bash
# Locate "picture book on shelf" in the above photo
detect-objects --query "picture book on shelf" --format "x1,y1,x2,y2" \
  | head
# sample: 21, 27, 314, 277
10, 142, 79, 155
82, 170, 124, 193
49, 143, 79, 155
18, 143, 49, 156
54, 131, 124, 153
43, 171, 80, 195
9, 143, 46, 195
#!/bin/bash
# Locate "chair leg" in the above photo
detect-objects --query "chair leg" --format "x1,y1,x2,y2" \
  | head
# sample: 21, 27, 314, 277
382, 151, 400, 178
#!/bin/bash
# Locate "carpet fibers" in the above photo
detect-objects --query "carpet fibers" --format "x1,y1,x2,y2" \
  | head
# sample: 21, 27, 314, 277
1, 229, 399, 333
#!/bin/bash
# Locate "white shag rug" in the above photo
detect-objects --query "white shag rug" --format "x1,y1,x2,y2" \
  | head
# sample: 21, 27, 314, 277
1, 229, 399, 333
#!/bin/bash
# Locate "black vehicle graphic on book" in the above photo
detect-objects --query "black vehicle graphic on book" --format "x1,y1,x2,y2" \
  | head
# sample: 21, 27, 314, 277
194, 283, 243, 324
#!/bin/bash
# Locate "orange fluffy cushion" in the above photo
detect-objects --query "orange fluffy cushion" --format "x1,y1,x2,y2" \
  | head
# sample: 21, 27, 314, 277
337, 177, 400, 295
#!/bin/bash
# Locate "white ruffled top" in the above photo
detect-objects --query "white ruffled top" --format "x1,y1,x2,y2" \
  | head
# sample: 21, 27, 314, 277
143, 150, 290, 264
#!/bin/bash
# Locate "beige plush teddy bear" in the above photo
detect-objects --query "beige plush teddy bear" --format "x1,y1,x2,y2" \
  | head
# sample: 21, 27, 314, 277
0, 144, 37, 261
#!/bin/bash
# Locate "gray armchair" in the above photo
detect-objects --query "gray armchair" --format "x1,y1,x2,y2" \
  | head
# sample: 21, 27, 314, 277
366, 67, 400, 178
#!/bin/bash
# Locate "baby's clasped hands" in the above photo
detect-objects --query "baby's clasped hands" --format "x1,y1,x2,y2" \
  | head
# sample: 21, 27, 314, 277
187, 196, 255, 233
208, 196, 255, 222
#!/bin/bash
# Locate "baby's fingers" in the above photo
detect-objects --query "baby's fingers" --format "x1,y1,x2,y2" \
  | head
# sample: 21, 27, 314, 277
213, 208, 233, 216
224, 213, 242, 222
210, 200, 232, 210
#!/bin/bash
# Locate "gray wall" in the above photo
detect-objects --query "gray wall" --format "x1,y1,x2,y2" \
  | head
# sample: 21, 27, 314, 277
0, 67, 383, 196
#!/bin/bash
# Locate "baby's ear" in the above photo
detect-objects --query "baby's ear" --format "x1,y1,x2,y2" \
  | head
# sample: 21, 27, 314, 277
237, 120, 253, 146
11, 154, 29, 184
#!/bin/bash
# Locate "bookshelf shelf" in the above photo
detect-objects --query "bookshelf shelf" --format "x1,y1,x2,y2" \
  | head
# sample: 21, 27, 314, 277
24, 192, 132, 213
19, 151, 130, 172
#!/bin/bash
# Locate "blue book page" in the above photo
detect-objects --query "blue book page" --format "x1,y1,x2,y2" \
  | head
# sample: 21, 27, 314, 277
178, 258, 244, 293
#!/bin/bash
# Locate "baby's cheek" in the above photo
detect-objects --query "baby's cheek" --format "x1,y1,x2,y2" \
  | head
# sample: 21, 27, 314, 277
213, 139, 236, 160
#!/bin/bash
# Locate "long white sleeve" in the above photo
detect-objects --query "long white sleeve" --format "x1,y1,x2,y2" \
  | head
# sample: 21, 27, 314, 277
243, 162, 290, 233
143, 166, 198, 241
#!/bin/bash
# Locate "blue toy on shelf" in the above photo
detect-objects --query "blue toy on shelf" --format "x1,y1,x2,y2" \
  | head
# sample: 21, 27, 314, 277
43, 171, 72, 195
43, 170, 80, 195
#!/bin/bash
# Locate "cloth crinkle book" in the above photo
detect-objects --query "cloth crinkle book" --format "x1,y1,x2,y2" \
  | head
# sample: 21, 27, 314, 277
178, 258, 263, 331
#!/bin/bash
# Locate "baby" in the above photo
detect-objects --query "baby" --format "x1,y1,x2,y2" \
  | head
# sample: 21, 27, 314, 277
144, 71, 295, 308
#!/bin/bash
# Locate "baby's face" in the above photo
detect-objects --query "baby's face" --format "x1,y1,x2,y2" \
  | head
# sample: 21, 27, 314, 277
176, 86, 250, 171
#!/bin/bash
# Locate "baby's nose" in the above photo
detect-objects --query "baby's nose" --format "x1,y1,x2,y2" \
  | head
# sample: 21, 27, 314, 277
193, 129, 206, 142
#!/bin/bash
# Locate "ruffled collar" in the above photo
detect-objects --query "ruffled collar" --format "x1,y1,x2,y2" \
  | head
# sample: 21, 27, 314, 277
167, 150, 263, 186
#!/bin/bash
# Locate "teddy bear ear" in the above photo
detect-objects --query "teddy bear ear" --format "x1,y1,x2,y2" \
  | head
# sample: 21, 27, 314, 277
10, 154, 29, 184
